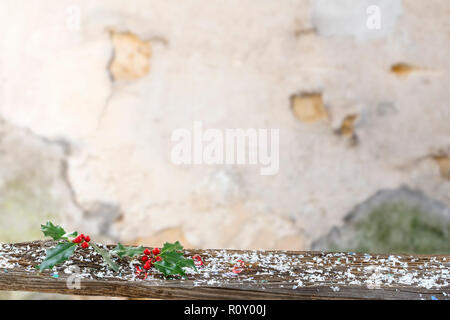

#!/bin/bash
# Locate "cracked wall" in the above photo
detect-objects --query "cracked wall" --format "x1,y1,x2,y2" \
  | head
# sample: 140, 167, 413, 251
311, 187, 450, 254
0, 0, 449, 255
0, 118, 81, 242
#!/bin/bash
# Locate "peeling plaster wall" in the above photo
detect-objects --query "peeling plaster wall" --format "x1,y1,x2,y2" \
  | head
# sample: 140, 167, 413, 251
0, 0, 449, 251
0, 118, 81, 242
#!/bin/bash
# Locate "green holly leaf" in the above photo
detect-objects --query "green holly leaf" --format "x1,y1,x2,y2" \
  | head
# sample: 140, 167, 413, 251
153, 241, 197, 278
160, 241, 183, 254
177, 257, 197, 270
36, 242, 77, 271
160, 251, 184, 264
41, 221, 67, 241
154, 260, 187, 277
90, 243, 119, 272
113, 243, 145, 258
64, 231, 78, 239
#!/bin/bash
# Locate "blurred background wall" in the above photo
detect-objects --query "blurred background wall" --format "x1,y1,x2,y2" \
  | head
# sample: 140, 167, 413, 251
0, 1, 449, 298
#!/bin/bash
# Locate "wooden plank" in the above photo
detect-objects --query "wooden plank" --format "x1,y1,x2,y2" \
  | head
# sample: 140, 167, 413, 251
0, 241, 448, 300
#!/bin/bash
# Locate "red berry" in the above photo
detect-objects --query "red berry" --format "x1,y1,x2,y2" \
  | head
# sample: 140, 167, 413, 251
81, 242, 89, 249
143, 249, 151, 255
80, 234, 85, 240
141, 255, 148, 262
155, 256, 162, 262
152, 248, 160, 255
84, 235, 91, 242
143, 261, 151, 270
72, 235, 82, 244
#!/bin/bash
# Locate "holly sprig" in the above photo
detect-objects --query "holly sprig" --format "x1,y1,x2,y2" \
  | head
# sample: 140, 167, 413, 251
37, 222, 119, 272
36, 221, 196, 278
113, 241, 197, 278
153, 241, 197, 278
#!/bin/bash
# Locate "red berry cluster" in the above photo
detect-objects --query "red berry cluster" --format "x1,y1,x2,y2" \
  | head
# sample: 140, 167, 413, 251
72, 234, 91, 248
136, 247, 162, 279
140, 247, 161, 271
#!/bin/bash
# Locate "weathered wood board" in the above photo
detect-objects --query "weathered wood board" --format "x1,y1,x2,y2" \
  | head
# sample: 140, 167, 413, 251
0, 241, 448, 299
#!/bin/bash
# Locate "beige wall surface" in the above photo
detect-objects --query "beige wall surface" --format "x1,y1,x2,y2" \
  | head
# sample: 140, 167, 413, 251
0, 0, 449, 258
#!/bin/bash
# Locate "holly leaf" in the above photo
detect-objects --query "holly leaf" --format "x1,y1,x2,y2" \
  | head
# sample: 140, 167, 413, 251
160, 251, 184, 264
41, 221, 66, 241
177, 257, 197, 270
154, 241, 197, 278
154, 260, 187, 277
64, 231, 78, 239
160, 241, 183, 254
36, 242, 77, 271
90, 243, 119, 272
113, 243, 144, 258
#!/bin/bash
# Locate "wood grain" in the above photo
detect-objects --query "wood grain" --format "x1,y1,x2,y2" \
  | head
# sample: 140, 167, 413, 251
0, 241, 448, 300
